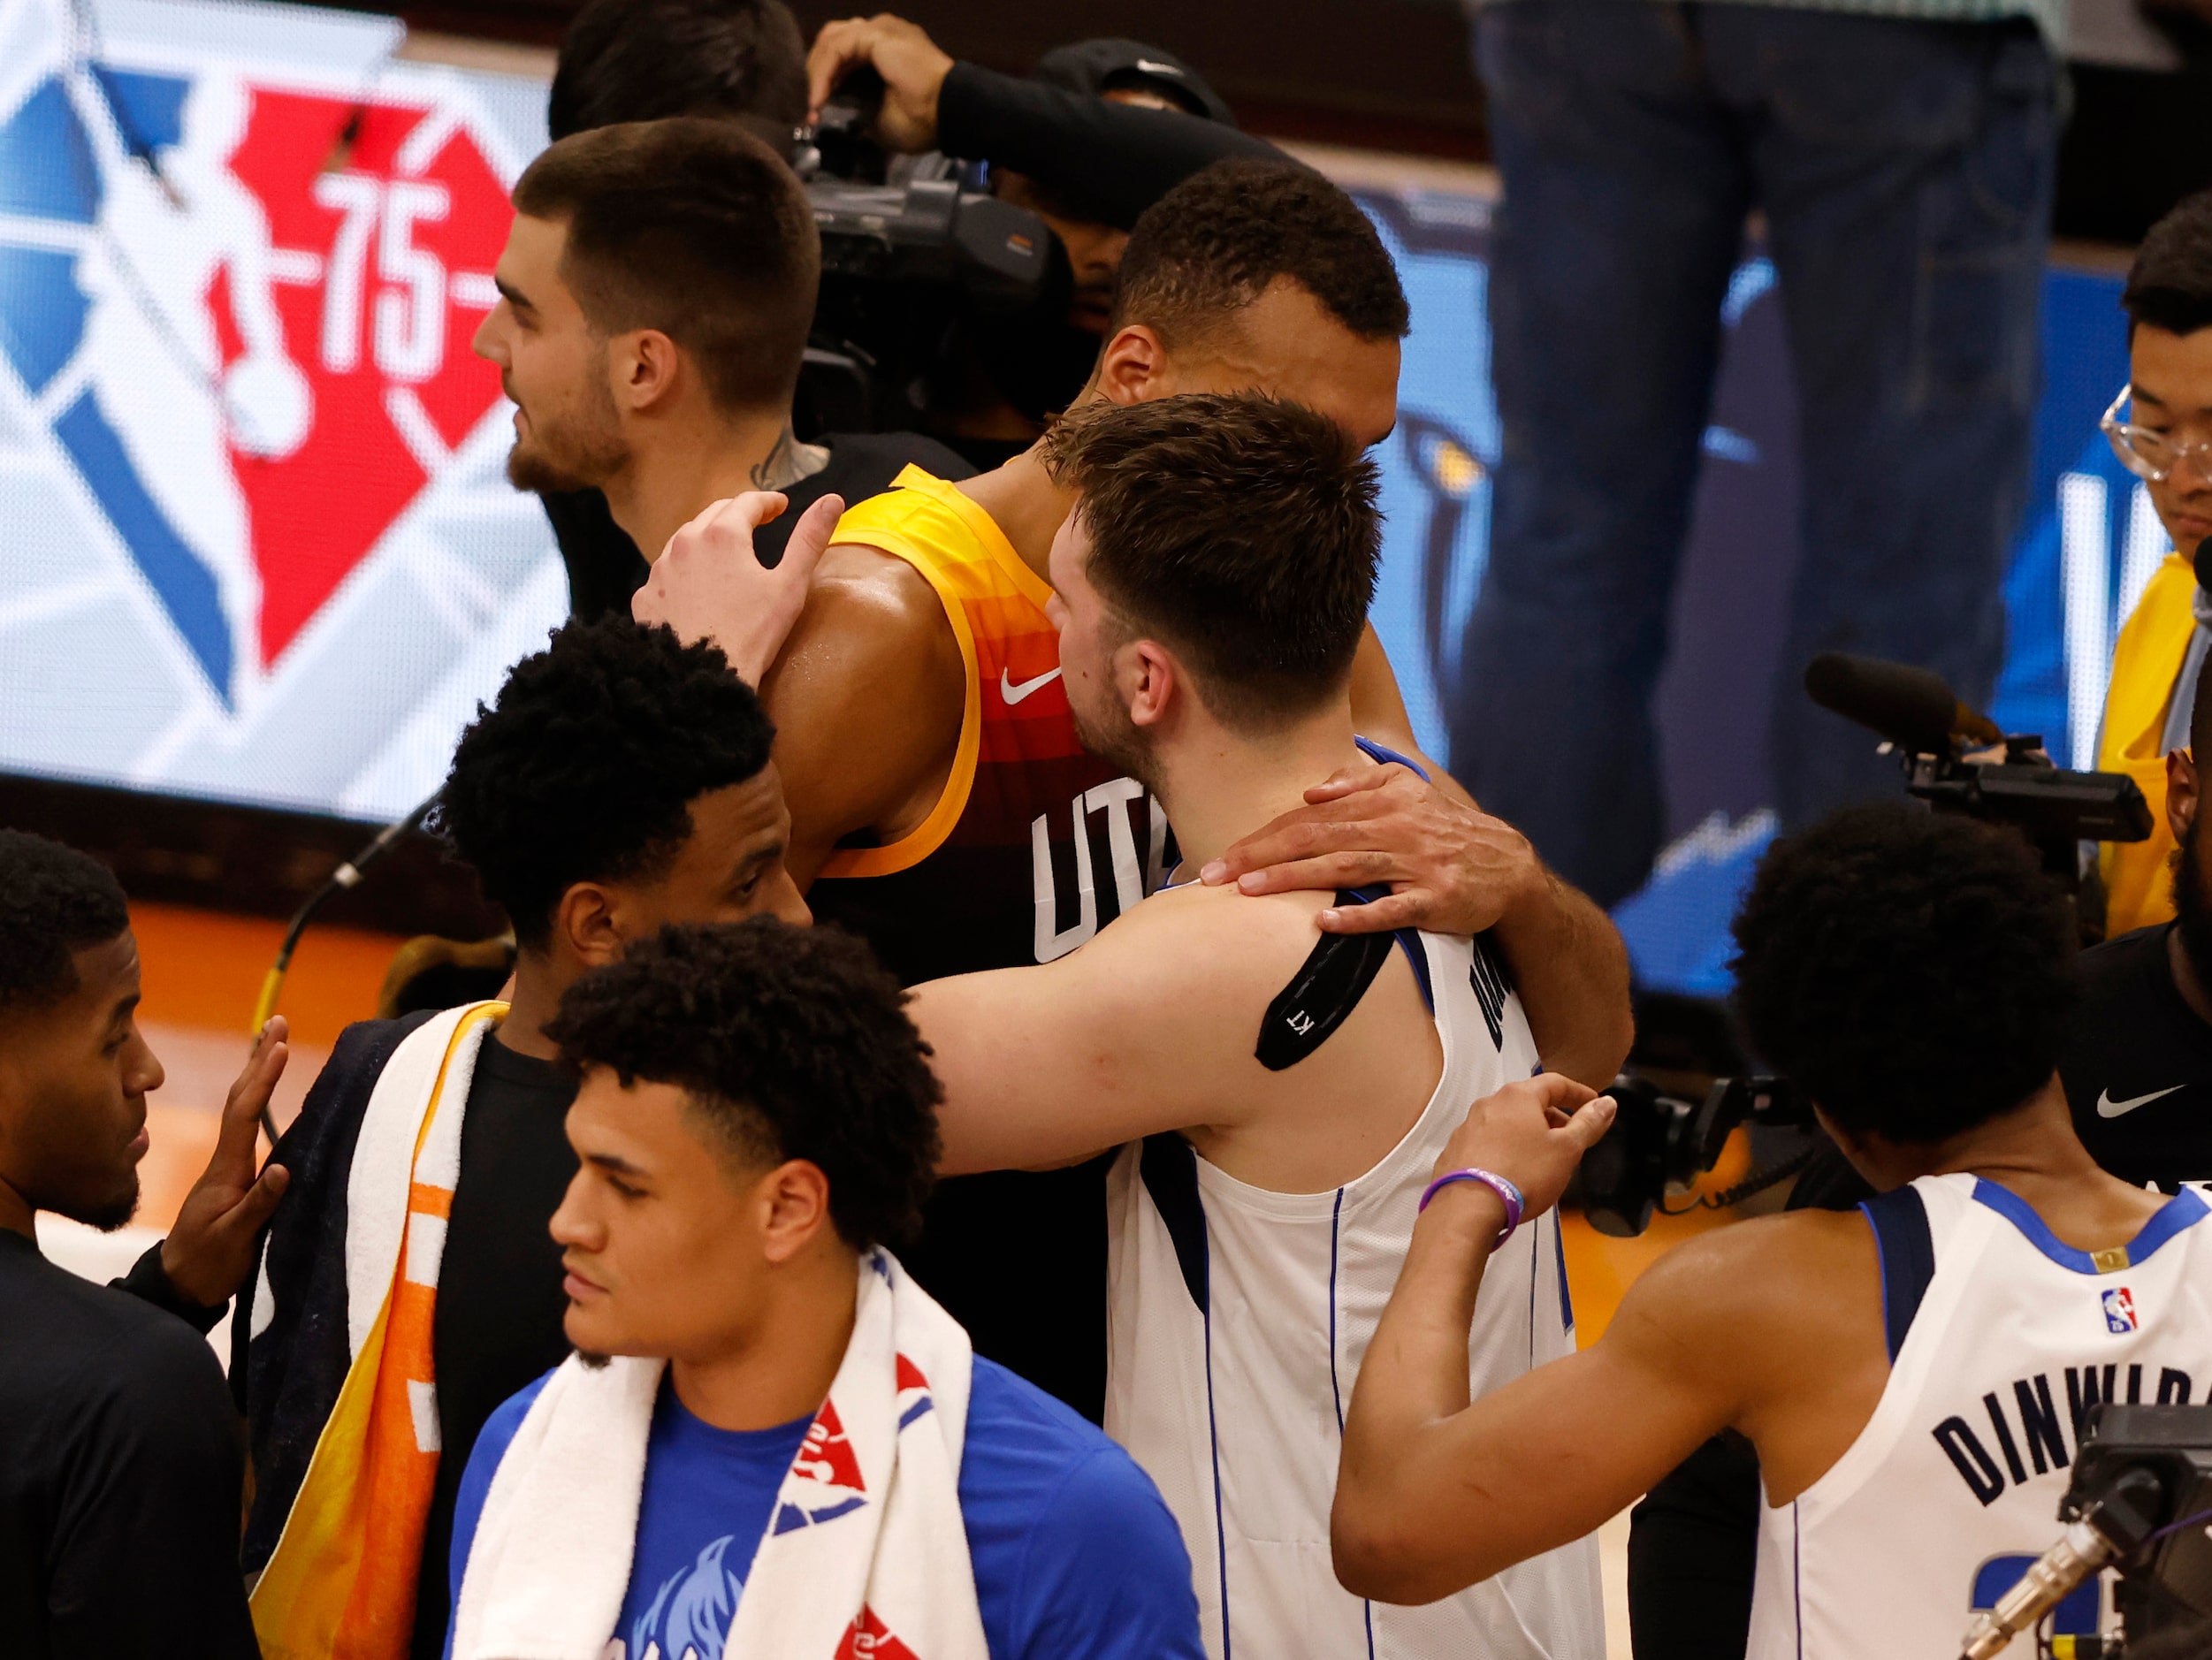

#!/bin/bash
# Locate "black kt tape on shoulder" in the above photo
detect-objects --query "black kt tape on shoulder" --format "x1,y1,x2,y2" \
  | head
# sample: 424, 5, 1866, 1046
1255, 890, 1396, 1071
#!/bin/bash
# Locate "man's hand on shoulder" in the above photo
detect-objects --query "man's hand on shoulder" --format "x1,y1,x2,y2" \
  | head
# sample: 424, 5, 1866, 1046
806, 14, 954, 150
1201, 760, 1548, 937
633, 491, 843, 686
158, 1017, 291, 1310
1203, 758, 1635, 1086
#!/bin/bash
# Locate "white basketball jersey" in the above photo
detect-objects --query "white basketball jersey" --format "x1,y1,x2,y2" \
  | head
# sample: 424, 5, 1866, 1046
1104, 921, 1606, 1660
1749, 1172, 2212, 1658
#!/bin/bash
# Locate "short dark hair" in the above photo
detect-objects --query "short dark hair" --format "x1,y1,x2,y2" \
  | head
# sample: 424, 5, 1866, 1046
1729, 804, 2077, 1146
548, 0, 807, 145
432, 619, 774, 950
1041, 392, 1380, 730
512, 118, 819, 412
0, 832, 131, 1017
2124, 189, 2212, 339
1112, 160, 1408, 348
549, 919, 941, 1250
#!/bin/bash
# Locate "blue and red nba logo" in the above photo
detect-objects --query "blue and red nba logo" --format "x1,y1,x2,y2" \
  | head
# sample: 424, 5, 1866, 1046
0, 0, 541, 761
773, 1398, 871, 1534
2103, 1287, 2139, 1335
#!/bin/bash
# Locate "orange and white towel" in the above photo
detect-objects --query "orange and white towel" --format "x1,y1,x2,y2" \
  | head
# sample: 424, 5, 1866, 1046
249, 1001, 506, 1660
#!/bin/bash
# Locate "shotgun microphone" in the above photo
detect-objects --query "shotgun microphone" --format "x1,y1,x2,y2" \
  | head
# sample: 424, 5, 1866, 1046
1804, 652, 2006, 755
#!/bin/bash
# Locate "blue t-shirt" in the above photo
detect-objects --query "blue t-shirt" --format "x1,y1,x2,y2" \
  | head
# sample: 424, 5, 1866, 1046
446, 1358, 1203, 1660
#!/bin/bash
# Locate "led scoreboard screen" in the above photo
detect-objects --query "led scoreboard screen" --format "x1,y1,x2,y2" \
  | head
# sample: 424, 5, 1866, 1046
0, 0, 562, 825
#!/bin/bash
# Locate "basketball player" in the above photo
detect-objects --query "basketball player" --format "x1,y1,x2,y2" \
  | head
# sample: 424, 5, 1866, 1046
469, 115, 962, 616
897, 393, 1604, 1658
642, 158, 1634, 1416
234, 613, 813, 1660
1333, 804, 2212, 1659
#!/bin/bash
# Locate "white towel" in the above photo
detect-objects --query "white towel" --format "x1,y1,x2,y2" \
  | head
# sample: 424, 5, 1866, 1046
452, 1248, 988, 1660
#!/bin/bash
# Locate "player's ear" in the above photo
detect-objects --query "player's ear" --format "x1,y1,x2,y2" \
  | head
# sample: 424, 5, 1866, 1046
1125, 638, 1178, 729
553, 880, 625, 968
2167, 747, 2199, 846
1095, 324, 1170, 407
614, 329, 682, 415
755, 1159, 833, 1263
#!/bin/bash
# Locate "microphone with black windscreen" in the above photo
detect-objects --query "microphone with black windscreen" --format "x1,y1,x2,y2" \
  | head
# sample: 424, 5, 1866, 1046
1796, 651, 2152, 895
1804, 652, 2006, 755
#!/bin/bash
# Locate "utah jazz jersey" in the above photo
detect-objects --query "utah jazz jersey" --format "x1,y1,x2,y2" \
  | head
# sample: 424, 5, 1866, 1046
1105, 906, 1604, 1660
807, 465, 1163, 984
1748, 1173, 2212, 1658
808, 465, 1159, 1421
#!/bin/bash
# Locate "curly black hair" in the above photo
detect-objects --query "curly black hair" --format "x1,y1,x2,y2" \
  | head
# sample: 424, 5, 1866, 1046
1729, 803, 2077, 1146
431, 619, 774, 949
1113, 159, 1409, 348
549, 918, 941, 1250
0, 831, 131, 1016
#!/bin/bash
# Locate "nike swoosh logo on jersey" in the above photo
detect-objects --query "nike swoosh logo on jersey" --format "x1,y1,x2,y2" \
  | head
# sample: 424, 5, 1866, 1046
1000, 666, 1063, 705
2098, 1085, 2185, 1118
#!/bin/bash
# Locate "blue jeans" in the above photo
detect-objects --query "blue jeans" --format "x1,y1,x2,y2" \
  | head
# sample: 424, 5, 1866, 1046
1454, 3, 2056, 906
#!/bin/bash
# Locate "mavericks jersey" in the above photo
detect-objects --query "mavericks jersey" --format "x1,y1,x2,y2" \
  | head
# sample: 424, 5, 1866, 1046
807, 465, 1163, 984
1105, 915, 1606, 1660
1749, 1173, 2212, 1657
807, 466, 1160, 1422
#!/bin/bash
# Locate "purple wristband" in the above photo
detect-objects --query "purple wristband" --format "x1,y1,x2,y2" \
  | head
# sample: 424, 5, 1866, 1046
1418, 1168, 1525, 1246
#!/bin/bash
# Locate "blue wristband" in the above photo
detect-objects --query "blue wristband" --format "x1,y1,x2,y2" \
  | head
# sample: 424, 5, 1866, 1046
1418, 1168, 1525, 1246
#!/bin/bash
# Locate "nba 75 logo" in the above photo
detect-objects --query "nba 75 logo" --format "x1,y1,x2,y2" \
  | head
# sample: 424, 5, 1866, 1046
2103, 1287, 2139, 1335
0, 0, 518, 714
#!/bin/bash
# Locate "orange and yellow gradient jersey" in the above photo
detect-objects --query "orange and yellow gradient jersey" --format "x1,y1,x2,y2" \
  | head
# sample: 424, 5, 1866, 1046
808, 465, 1167, 985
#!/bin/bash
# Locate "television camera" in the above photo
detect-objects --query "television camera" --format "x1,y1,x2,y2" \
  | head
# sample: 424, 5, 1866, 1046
1959, 1404, 2212, 1658
791, 68, 1066, 438
1582, 654, 2153, 1237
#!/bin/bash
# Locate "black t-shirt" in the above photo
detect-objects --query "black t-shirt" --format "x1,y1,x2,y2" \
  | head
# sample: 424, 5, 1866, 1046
0, 1228, 257, 1659
2060, 923, 2212, 1187
545, 430, 977, 622
406, 1033, 579, 1660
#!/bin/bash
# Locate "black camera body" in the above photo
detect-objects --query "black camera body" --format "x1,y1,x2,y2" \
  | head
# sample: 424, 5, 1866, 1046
1583, 656, 2157, 1240
794, 82, 1057, 437
1581, 1075, 1805, 1237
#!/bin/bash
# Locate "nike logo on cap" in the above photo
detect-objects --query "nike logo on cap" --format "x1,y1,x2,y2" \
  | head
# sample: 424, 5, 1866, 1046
1001, 666, 1063, 705
2098, 1085, 2185, 1118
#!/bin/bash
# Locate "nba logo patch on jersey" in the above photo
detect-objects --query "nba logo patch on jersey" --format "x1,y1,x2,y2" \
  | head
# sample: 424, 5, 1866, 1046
2103, 1287, 2139, 1335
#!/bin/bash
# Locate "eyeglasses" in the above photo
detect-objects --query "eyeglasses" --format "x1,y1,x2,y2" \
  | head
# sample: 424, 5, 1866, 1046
2102, 384, 2212, 485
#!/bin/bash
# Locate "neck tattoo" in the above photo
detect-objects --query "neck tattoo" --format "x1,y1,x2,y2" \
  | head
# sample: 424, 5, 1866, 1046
750, 424, 829, 493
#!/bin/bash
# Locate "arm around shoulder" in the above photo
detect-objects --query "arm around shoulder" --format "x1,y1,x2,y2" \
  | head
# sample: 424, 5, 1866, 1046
762, 544, 966, 890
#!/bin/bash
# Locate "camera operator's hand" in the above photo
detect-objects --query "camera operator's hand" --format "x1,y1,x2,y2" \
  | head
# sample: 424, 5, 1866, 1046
1203, 761, 1547, 938
1430, 1073, 1611, 1233
634, 491, 843, 687
807, 15, 954, 152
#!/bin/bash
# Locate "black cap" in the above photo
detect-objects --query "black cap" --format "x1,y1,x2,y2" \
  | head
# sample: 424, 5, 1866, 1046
1029, 38, 1236, 126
